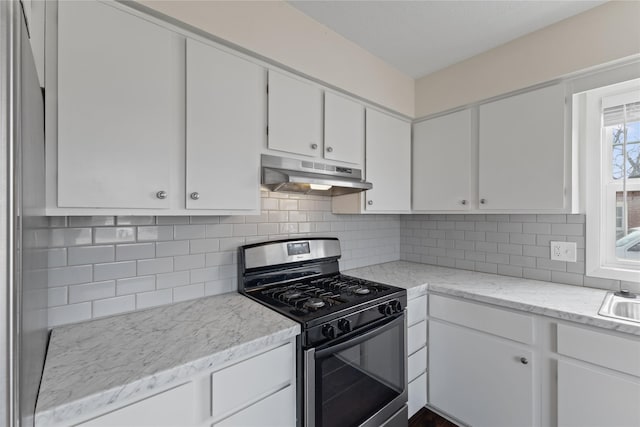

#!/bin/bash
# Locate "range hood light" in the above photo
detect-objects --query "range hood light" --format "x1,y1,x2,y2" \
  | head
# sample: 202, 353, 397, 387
309, 183, 333, 191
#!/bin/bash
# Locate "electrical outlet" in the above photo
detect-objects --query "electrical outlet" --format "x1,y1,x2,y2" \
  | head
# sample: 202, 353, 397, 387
550, 241, 577, 262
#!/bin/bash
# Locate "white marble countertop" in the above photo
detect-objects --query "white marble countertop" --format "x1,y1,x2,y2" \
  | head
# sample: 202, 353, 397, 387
35, 292, 300, 426
346, 261, 640, 336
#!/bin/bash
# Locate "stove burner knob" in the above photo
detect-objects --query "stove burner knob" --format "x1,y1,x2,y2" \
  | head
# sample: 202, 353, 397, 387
390, 300, 403, 313
338, 319, 351, 333
322, 324, 336, 339
379, 303, 394, 316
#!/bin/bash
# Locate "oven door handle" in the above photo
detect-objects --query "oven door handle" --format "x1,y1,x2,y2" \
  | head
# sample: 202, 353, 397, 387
314, 312, 404, 358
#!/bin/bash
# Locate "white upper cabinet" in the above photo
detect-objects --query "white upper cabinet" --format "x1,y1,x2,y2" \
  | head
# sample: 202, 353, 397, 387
413, 109, 473, 211
324, 92, 365, 165
267, 70, 323, 158
364, 109, 411, 212
186, 39, 264, 212
479, 84, 566, 211
55, 0, 183, 209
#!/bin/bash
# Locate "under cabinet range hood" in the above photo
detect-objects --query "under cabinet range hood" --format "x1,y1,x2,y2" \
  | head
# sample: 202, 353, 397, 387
261, 154, 372, 196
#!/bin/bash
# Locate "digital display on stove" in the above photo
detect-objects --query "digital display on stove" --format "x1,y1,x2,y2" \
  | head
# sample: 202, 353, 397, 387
287, 242, 310, 256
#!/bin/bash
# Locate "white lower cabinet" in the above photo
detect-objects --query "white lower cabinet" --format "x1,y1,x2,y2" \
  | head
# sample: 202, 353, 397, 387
68, 340, 296, 427
556, 323, 640, 427
429, 320, 534, 427
406, 292, 428, 418
427, 293, 640, 427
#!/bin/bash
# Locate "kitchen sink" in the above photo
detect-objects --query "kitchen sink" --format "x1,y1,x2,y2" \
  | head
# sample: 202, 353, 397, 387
598, 290, 640, 323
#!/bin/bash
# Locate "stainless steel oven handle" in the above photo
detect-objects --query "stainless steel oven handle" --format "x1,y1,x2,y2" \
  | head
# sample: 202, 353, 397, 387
314, 312, 405, 359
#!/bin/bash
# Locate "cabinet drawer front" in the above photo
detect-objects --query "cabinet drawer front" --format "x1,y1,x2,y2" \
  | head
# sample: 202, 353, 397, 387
408, 372, 427, 418
77, 382, 195, 426
213, 386, 295, 427
557, 323, 640, 377
211, 343, 293, 418
408, 320, 427, 355
429, 294, 533, 344
407, 295, 427, 326
408, 346, 427, 382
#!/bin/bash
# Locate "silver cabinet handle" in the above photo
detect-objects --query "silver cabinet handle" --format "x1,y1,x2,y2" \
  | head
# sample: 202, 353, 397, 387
311, 143, 318, 150
156, 191, 168, 199
367, 200, 373, 206
520, 357, 529, 365
480, 198, 487, 204
461, 200, 467, 205
190, 192, 200, 200
326, 146, 333, 153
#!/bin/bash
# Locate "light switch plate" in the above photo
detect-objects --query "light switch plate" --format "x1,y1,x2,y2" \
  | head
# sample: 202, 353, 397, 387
550, 241, 577, 262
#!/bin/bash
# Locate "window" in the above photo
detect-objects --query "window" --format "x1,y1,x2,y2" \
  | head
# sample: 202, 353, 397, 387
580, 78, 640, 281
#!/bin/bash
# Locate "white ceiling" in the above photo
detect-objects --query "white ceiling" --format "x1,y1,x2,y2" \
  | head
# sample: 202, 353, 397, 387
287, 0, 607, 78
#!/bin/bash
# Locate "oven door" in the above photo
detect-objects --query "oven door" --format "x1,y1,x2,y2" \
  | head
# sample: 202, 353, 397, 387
304, 313, 407, 427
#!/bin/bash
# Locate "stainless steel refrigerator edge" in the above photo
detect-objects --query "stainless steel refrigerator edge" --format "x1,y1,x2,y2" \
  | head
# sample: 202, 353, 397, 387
2, 1, 49, 426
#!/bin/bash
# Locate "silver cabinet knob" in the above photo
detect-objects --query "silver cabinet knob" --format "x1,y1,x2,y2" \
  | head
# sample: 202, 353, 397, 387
156, 191, 168, 200
520, 357, 529, 365
311, 143, 318, 150
461, 200, 467, 205
480, 198, 487, 204
367, 200, 373, 206
190, 192, 200, 200
326, 146, 333, 153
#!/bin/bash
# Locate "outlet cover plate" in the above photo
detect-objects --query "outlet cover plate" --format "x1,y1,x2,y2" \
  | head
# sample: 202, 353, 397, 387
550, 241, 577, 262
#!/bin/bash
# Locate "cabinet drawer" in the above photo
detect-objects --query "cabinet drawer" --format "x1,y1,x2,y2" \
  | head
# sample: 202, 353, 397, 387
407, 294, 427, 326
408, 372, 427, 418
211, 343, 293, 418
408, 320, 427, 355
408, 346, 427, 382
213, 385, 295, 427
557, 323, 640, 377
429, 294, 533, 344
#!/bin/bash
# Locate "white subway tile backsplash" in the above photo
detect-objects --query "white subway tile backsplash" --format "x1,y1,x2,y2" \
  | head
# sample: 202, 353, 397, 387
115, 243, 155, 261
68, 216, 115, 227
174, 225, 206, 240
94, 261, 136, 281
48, 265, 92, 287
67, 245, 114, 266
190, 267, 219, 284
116, 216, 155, 226
48, 287, 68, 307
189, 238, 220, 254
156, 240, 190, 257
137, 257, 173, 275
48, 303, 92, 327
174, 254, 205, 271
69, 281, 116, 303
173, 283, 205, 302
94, 227, 135, 244
137, 226, 173, 242
49, 228, 92, 248
116, 276, 155, 296
93, 295, 135, 317
205, 224, 233, 238
136, 289, 172, 309
157, 271, 190, 289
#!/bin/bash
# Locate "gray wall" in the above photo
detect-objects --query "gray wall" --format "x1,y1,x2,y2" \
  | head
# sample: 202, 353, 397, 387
36, 192, 400, 327
401, 213, 638, 292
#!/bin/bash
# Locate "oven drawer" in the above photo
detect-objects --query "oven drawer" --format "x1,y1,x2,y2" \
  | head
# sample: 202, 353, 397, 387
408, 319, 427, 355
211, 343, 293, 419
407, 294, 427, 327
429, 294, 534, 344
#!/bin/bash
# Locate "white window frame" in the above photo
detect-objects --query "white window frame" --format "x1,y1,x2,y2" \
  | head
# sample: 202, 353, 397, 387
582, 78, 640, 282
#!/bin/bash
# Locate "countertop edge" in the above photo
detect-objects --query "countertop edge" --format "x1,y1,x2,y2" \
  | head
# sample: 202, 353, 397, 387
34, 324, 300, 426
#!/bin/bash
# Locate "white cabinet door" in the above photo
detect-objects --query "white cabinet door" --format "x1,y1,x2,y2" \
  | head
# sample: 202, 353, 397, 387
364, 109, 411, 212
429, 320, 534, 427
324, 92, 364, 165
413, 110, 472, 211
186, 39, 264, 211
77, 382, 196, 426
214, 386, 295, 427
558, 360, 640, 427
56, 0, 182, 209
268, 70, 322, 158
478, 84, 566, 210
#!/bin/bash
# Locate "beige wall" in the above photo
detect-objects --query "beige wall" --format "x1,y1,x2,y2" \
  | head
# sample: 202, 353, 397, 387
137, 0, 415, 117
415, 1, 640, 118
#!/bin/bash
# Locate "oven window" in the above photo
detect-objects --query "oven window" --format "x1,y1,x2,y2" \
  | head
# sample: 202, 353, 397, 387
315, 318, 405, 427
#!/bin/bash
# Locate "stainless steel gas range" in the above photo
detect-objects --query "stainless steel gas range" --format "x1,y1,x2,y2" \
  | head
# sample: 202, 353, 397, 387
239, 238, 408, 427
